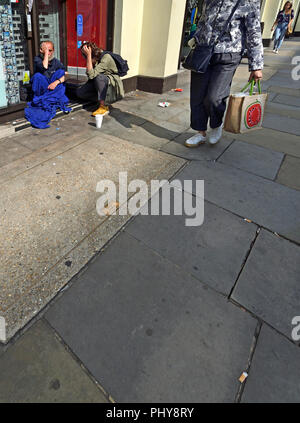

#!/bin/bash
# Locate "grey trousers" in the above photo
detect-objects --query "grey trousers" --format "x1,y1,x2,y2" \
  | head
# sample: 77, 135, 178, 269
190, 52, 242, 131
76, 74, 109, 102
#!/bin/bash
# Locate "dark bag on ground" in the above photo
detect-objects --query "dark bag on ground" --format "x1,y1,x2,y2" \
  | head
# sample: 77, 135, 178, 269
19, 82, 33, 102
102, 51, 129, 77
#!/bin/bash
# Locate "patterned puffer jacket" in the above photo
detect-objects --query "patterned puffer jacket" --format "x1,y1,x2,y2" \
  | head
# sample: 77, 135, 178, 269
193, 0, 264, 71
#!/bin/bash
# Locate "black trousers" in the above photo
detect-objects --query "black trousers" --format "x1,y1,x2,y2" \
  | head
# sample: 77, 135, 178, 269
190, 52, 242, 131
76, 74, 109, 103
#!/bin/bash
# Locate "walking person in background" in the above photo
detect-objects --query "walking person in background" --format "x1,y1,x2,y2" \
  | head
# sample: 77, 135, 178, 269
77, 42, 124, 116
185, 0, 263, 148
272, 2, 294, 54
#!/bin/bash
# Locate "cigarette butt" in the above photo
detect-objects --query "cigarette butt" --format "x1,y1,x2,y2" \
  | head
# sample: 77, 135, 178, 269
239, 372, 248, 383
101, 202, 120, 216
244, 219, 252, 223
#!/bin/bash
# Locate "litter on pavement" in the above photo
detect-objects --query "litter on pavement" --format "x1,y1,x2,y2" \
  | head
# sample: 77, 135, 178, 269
239, 372, 248, 383
158, 102, 171, 108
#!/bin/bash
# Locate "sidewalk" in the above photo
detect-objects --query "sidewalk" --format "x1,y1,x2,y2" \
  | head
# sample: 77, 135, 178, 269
0, 40, 300, 403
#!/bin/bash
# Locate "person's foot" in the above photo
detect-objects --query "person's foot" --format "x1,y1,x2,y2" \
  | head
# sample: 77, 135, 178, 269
184, 133, 207, 148
208, 125, 223, 145
92, 105, 109, 116
275, 49, 279, 54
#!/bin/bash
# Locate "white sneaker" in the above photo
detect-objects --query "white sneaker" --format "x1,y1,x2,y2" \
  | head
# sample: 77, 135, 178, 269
208, 125, 223, 145
184, 133, 206, 148
275, 49, 279, 54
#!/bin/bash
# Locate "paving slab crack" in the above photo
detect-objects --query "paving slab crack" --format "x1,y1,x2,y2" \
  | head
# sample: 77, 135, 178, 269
229, 227, 261, 299
235, 321, 262, 403
42, 317, 115, 403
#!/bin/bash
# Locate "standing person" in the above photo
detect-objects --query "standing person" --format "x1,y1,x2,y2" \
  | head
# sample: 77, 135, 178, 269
77, 42, 124, 116
185, 0, 263, 148
272, 2, 294, 54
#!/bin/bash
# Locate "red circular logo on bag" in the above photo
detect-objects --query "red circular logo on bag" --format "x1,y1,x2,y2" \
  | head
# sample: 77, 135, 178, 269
245, 102, 262, 129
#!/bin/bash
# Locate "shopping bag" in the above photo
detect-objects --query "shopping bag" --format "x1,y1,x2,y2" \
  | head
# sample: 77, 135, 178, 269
224, 80, 268, 134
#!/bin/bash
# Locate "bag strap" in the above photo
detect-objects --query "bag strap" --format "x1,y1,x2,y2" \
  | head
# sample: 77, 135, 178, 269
241, 79, 262, 95
212, 0, 243, 46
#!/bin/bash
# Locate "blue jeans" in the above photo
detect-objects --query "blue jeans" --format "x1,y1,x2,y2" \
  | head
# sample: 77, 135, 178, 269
274, 23, 288, 51
76, 74, 109, 103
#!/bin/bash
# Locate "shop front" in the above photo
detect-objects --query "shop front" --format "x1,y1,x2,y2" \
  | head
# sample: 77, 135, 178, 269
0, 0, 113, 123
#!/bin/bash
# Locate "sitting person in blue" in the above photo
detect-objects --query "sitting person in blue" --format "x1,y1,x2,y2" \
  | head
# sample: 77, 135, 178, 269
25, 41, 71, 129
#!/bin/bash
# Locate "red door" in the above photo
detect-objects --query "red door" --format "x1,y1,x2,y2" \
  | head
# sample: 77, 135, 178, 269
66, 0, 108, 69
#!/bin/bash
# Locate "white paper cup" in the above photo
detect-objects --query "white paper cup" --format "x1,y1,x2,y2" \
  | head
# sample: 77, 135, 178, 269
95, 114, 104, 129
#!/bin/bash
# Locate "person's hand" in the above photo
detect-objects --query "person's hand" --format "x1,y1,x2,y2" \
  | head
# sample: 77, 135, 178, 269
82, 45, 92, 57
42, 44, 50, 57
48, 81, 59, 90
249, 70, 263, 83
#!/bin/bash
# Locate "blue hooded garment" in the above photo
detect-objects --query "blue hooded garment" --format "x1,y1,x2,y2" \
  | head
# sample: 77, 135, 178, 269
25, 68, 71, 129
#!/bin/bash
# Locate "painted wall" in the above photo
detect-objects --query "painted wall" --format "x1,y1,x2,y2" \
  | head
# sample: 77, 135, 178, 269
295, 10, 300, 32
116, 0, 186, 79
116, 0, 300, 81
164, 0, 187, 76
114, 0, 145, 78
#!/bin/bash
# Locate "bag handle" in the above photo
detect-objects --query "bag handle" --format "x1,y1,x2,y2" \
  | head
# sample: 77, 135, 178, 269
241, 79, 262, 95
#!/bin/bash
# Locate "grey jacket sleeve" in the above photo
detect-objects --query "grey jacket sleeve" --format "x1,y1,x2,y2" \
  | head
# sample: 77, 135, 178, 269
244, 0, 264, 71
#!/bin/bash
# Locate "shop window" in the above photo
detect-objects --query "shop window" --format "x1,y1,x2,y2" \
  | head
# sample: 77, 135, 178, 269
0, 0, 27, 109
36, 0, 62, 62
180, 0, 202, 61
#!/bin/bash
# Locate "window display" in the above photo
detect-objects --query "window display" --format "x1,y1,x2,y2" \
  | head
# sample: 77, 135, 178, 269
0, 1, 20, 107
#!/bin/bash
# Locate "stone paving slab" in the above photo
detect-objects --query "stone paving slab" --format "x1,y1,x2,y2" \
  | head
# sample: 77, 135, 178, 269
273, 94, 300, 108
229, 127, 300, 158
241, 325, 300, 403
101, 119, 178, 150
143, 116, 190, 134
0, 139, 32, 168
161, 132, 233, 161
266, 85, 300, 97
232, 229, 300, 339
172, 161, 300, 243
116, 96, 185, 123
0, 133, 185, 342
2, 110, 111, 159
0, 320, 109, 403
218, 141, 284, 180
45, 232, 257, 403
276, 155, 300, 191
126, 191, 257, 295
0, 132, 95, 185
263, 113, 300, 136
265, 101, 300, 120
263, 75, 300, 91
